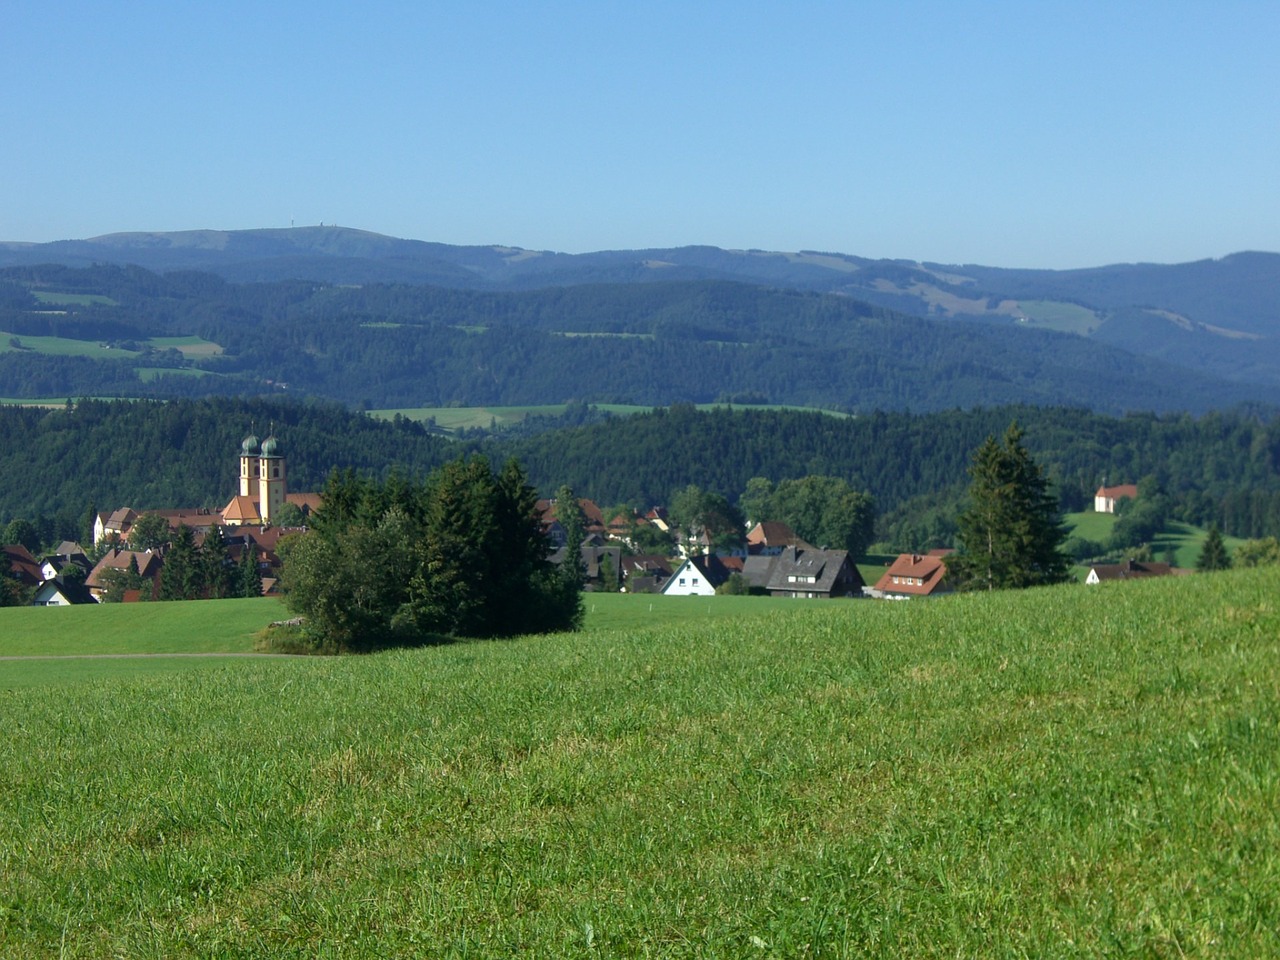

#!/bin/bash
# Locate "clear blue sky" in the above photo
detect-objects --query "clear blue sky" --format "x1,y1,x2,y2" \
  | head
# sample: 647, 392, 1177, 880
3, 1, 1277, 268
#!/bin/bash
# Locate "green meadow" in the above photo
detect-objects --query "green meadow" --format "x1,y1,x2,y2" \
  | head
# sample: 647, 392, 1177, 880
1, 570, 1277, 956
0, 332, 222, 362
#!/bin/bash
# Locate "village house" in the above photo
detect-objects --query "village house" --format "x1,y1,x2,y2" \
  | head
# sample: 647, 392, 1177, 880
661, 554, 736, 596
745, 521, 809, 555
740, 544, 864, 599
870, 551, 951, 599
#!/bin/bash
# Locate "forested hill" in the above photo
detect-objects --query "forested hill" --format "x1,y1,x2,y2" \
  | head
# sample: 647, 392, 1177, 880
3, 227, 1278, 391
0, 264, 1272, 414
0, 398, 454, 537
498, 403, 1280, 536
5, 399, 1280, 548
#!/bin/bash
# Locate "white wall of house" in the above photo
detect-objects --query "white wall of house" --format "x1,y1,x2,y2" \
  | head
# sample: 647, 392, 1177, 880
660, 560, 717, 596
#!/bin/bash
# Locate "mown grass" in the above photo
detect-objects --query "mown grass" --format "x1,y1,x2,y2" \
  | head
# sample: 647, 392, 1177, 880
0, 597, 279, 657
0, 569, 1276, 956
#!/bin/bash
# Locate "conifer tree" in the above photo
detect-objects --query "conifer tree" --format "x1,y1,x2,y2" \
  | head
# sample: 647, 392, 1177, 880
951, 422, 1069, 591
1196, 526, 1232, 571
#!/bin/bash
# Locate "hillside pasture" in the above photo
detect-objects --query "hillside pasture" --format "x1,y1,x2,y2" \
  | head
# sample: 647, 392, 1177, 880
31, 291, 118, 306
0, 569, 1276, 955
1015, 299, 1102, 335
0, 330, 140, 359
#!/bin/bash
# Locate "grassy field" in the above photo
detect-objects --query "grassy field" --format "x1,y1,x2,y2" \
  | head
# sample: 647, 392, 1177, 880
372, 403, 852, 434
31, 291, 118, 307
1064, 511, 1246, 569
1015, 300, 1102, 335
0, 569, 1277, 955
0, 331, 140, 359
0, 332, 222, 362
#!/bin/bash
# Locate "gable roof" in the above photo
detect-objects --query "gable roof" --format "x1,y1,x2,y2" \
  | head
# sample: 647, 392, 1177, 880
286, 492, 324, 514
663, 554, 735, 592
873, 553, 950, 597
765, 545, 863, 596
3, 543, 43, 586
221, 494, 264, 525
1087, 559, 1178, 582
746, 521, 808, 549
86, 548, 163, 589
33, 577, 96, 605
1096, 484, 1139, 501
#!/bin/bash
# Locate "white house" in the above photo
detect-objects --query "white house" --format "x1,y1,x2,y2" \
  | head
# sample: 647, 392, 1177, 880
660, 555, 733, 596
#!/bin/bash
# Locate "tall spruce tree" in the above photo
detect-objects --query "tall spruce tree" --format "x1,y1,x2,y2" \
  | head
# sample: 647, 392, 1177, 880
1196, 526, 1232, 571
951, 422, 1069, 591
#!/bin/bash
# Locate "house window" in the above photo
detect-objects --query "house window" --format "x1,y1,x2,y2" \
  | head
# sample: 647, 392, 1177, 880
679, 577, 686, 586
692, 578, 699, 586
892, 576, 899, 584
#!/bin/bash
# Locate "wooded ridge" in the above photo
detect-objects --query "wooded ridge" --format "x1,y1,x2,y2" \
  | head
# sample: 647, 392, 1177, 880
4, 399, 1279, 549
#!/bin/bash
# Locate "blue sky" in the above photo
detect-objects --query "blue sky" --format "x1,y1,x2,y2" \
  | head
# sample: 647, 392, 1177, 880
3, 1, 1277, 267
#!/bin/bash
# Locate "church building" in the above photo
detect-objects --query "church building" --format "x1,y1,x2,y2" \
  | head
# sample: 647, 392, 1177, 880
221, 430, 314, 525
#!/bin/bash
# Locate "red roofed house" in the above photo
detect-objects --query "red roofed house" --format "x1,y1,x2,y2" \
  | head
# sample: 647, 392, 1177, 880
1095, 484, 1139, 514
872, 552, 951, 600
745, 521, 810, 555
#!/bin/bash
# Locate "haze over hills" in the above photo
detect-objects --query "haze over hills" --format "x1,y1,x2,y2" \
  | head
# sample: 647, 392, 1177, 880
1, 226, 1278, 412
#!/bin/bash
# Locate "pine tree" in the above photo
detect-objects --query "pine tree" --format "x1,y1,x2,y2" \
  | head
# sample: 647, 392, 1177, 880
237, 542, 263, 597
952, 422, 1069, 591
555, 485, 587, 590
1196, 525, 1232, 571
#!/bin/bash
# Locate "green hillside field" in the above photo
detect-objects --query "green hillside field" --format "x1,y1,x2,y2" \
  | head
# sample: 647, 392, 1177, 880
0, 569, 1276, 956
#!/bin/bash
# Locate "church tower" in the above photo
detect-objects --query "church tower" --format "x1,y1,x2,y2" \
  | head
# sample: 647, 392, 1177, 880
238, 431, 261, 497
257, 432, 287, 524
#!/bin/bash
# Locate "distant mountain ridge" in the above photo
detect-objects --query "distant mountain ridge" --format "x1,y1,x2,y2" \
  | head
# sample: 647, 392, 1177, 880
1, 226, 1278, 392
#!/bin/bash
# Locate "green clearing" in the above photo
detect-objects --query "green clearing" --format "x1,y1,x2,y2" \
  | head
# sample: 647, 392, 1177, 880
373, 403, 852, 434
0, 332, 221, 362
1064, 512, 1246, 568
149, 335, 224, 358
1015, 299, 1102, 335
0, 397, 69, 407
1063, 508, 1117, 543
0, 569, 1276, 955
31, 291, 117, 306
0, 331, 140, 359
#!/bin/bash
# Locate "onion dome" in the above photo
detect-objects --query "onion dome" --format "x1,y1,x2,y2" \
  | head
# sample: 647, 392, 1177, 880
240, 432, 260, 455
260, 434, 281, 457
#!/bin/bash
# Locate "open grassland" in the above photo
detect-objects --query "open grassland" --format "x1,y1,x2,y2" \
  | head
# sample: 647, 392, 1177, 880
0, 332, 222, 362
373, 403, 852, 434
31, 291, 118, 307
1064, 509, 1118, 543
0, 597, 277, 658
0, 331, 140, 359
148, 335, 224, 358
1015, 300, 1102, 335
1, 569, 1277, 956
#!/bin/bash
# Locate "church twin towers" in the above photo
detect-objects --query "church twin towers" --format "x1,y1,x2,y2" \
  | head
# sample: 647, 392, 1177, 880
222, 430, 288, 526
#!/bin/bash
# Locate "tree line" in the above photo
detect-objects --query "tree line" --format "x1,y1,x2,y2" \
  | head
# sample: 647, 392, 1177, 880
5, 399, 1280, 559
